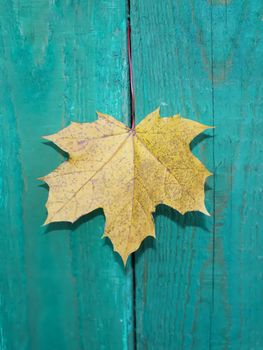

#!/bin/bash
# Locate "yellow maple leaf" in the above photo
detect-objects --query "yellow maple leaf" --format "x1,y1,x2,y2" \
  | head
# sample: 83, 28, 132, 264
40, 109, 212, 264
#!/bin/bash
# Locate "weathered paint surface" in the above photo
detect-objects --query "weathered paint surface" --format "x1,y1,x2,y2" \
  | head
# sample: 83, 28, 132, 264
0, 0, 263, 349
131, 1, 263, 350
0, 1, 133, 350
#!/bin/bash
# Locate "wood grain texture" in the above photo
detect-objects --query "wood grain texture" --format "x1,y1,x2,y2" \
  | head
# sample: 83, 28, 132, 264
211, 1, 263, 349
0, 1, 133, 350
131, 1, 214, 349
131, 0, 263, 349
1, 1, 263, 349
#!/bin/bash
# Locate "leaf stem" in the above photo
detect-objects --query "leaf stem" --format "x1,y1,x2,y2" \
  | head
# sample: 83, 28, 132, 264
127, 16, 135, 129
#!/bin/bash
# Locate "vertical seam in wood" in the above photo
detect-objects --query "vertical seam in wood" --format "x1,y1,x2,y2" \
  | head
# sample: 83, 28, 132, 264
126, 0, 137, 349
209, 3, 216, 350
131, 254, 137, 350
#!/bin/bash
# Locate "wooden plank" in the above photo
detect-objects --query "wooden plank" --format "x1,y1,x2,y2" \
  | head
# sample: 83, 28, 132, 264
0, 1, 133, 349
210, 1, 263, 349
131, 1, 263, 349
131, 1, 214, 349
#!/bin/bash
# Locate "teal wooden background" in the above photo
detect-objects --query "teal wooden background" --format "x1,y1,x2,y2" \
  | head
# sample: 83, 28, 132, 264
0, 1, 262, 349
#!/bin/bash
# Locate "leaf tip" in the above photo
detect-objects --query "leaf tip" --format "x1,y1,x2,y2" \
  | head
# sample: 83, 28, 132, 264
122, 255, 129, 267
43, 218, 50, 226
205, 126, 215, 132
37, 176, 45, 181
201, 206, 211, 216
153, 106, 161, 117
96, 111, 104, 119
42, 134, 54, 142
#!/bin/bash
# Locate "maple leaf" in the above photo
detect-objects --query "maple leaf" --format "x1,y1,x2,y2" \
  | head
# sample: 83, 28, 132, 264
40, 109, 212, 264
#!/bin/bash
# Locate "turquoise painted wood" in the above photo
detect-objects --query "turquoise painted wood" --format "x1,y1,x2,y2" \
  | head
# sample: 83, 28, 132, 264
131, 1, 214, 349
0, 1, 133, 350
131, 1, 263, 350
1, 1, 263, 349
211, 2, 263, 349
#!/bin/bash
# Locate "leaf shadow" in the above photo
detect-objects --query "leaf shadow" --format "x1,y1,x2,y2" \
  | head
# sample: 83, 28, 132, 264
44, 208, 104, 234
39, 183, 48, 190
42, 141, 68, 159
155, 204, 210, 231
190, 133, 213, 151
134, 203, 211, 263
102, 237, 130, 270
43, 209, 131, 271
